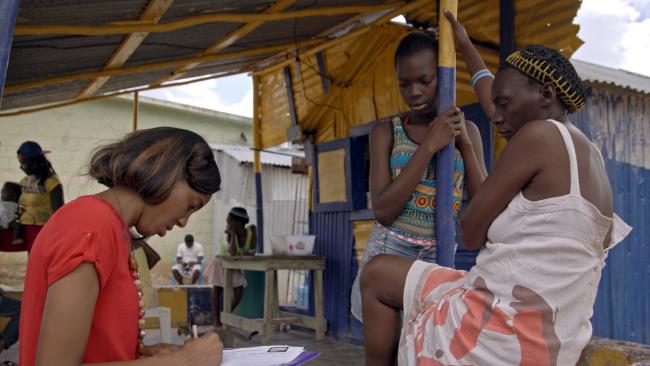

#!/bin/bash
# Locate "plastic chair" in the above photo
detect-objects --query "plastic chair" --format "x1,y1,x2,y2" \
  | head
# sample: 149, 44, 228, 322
170, 256, 204, 285
144, 307, 172, 343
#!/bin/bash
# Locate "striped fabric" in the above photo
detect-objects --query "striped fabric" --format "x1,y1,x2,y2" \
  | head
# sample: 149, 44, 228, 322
386, 116, 465, 245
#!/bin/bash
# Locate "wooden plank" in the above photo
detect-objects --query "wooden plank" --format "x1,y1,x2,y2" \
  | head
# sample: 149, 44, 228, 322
220, 312, 265, 333
14, 3, 405, 36
263, 270, 275, 345
314, 269, 326, 340
0, 70, 241, 118
76, 0, 175, 99
5, 39, 321, 94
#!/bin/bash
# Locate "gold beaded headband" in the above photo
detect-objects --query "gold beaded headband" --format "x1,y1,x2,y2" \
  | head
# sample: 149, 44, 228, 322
505, 50, 585, 113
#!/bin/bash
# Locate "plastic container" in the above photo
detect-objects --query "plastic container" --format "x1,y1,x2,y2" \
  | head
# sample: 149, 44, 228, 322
270, 235, 316, 256
286, 235, 315, 255
269, 235, 289, 255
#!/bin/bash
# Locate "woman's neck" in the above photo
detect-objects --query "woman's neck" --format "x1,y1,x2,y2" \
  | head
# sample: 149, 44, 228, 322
97, 186, 144, 227
409, 111, 436, 125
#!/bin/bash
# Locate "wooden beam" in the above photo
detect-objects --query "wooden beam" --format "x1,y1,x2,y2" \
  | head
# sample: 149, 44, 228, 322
76, 0, 175, 99
4, 38, 321, 94
14, 3, 405, 36
132, 91, 139, 131
153, 0, 296, 85
0, 69, 244, 118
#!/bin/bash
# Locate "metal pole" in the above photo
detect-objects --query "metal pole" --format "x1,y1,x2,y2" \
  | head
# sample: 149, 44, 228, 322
435, 0, 458, 268
132, 91, 139, 131
0, 0, 21, 108
253, 75, 264, 253
499, 0, 516, 63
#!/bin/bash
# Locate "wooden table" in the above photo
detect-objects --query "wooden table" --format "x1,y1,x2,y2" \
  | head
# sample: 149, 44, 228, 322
221, 255, 327, 345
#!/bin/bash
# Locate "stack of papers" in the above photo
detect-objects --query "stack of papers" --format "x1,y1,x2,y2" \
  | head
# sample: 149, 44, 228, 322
222, 345, 319, 366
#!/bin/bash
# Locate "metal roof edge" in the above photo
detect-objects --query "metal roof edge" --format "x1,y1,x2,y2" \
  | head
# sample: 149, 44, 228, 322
571, 59, 650, 95
114, 94, 253, 125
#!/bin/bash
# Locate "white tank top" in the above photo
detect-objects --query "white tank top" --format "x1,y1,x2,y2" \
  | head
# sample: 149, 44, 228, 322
468, 120, 632, 364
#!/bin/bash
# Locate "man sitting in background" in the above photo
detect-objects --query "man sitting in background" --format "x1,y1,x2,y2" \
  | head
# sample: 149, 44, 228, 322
172, 234, 203, 284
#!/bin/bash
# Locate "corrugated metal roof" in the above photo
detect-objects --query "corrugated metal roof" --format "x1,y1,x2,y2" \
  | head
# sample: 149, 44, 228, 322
211, 143, 304, 167
572, 59, 650, 95
256, 0, 585, 147
3, 0, 402, 111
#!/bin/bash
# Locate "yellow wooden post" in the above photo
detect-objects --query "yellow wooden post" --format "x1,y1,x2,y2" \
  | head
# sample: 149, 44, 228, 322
253, 75, 264, 252
133, 91, 139, 131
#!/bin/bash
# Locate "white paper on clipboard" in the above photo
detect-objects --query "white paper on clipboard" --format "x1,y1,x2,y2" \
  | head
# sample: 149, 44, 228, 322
221, 345, 304, 366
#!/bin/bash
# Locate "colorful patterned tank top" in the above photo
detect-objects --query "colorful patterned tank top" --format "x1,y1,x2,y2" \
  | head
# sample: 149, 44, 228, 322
386, 116, 465, 245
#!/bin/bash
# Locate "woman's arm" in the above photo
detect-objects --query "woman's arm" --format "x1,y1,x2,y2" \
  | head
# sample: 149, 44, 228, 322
36, 263, 222, 366
244, 225, 257, 256
444, 9, 495, 118
371, 108, 460, 226
50, 184, 64, 212
460, 121, 550, 250
456, 119, 487, 199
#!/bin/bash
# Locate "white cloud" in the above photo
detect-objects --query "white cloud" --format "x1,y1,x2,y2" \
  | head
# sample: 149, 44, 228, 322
142, 76, 254, 117
572, 0, 650, 76
620, 18, 650, 75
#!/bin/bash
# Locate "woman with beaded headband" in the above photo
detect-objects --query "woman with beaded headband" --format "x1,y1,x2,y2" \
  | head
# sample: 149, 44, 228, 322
359, 12, 632, 366
19, 127, 224, 366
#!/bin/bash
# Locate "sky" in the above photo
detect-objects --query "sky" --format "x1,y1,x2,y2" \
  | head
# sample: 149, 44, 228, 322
142, 0, 650, 118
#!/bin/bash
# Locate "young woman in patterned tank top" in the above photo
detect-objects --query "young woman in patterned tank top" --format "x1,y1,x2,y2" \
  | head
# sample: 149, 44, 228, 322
350, 29, 488, 322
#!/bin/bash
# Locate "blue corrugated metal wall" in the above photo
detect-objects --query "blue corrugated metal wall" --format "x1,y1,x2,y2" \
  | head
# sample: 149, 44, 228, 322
310, 211, 355, 339
591, 158, 649, 343
573, 90, 650, 344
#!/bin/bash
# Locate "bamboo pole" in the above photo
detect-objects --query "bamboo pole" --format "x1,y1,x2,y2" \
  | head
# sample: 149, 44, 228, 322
435, 0, 458, 268
252, 75, 265, 253
14, 3, 404, 36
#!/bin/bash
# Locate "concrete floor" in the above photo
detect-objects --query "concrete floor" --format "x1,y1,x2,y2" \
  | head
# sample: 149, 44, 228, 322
1, 326, 365, 365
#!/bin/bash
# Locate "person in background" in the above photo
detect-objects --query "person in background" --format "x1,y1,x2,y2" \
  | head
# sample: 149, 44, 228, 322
19, 127, 223, 366
208, 207, 256, 328
16, 141, 64, 251
172, 234, 204, 285
0, 182, 22, 245
0, 287, 20, 357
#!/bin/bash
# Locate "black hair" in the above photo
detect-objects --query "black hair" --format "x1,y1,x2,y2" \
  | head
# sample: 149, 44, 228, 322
89, 127, 221, 204
502, 44, 586, 113
228, 207, 249, 225
184, 234, 194, 243
23, 155, 57, 187
394, 31, 439, 67
1, 182, 21, 202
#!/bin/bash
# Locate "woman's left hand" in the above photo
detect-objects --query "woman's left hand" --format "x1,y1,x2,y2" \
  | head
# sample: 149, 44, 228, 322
453, 111, 472, 147
142, 343, 182, 357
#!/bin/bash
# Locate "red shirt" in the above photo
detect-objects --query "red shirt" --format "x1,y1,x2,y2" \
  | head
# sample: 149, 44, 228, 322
20, 196, 139, 365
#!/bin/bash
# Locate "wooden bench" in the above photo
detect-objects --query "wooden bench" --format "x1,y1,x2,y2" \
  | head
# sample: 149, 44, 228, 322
220, 255, 326, 345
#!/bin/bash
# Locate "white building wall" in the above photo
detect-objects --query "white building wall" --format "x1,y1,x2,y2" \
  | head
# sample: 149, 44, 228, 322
0, 97, 251, 287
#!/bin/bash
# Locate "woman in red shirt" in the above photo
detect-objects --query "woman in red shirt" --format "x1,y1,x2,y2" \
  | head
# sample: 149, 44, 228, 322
20, 127, 223, 366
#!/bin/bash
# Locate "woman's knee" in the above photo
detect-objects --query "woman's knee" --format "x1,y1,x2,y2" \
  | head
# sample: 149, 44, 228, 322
360, 254, 392, 292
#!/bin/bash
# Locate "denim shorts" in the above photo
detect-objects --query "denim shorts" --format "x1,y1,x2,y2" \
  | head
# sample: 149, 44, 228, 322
350, 224, 439, 322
